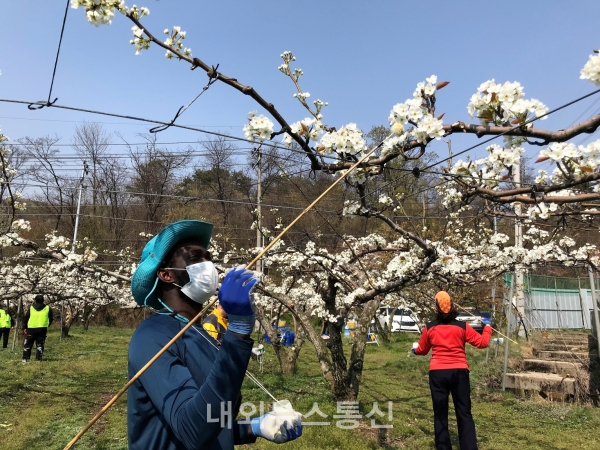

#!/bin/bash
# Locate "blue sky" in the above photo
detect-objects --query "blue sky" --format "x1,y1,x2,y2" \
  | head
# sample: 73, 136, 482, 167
1, 0, 600, 172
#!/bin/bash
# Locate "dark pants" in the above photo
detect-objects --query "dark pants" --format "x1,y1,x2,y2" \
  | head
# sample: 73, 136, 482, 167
429, 369, 478, 450
23, 328, 47, 361
0, 328, 9, 348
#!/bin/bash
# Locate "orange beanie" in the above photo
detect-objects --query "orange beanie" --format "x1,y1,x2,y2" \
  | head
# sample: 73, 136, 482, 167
435, 291, 452, 313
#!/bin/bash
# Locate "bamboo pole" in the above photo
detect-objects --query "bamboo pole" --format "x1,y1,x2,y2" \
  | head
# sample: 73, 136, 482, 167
64, 139, 388, 449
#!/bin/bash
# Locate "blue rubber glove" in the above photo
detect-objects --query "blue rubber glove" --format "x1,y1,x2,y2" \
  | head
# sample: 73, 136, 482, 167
218, 265, 259, 335
411, 348, 417, 355
251, 412, 303, 444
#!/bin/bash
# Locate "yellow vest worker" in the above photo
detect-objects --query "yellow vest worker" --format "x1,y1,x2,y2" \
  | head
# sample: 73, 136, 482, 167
22, 295, 53, 363
28, 305, 50, 328
0, 309, 11, 328
0, 308, 13, 349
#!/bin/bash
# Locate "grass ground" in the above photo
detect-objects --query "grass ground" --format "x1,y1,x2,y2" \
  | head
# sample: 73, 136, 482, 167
0, 327, 599, 449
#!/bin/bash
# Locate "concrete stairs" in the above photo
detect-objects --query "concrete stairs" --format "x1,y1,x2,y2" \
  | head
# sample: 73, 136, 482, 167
504, 333, 596, 400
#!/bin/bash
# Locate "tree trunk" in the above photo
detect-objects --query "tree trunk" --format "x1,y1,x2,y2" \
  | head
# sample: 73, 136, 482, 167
255, 305, 304, 376
326, 317, 355, 401
374, 316, 390, 343
278, 345, 302, 376
347, 298, 381, 399
82, 302, 95, 331
12, 297, 24, 351
258, 289, 380, 401
61, 302, 78, 337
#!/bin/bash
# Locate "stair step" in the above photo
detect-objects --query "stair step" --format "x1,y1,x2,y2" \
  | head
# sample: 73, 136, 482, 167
538, 343, 589, 352
504, 372, 575, 396
537, 351, 593, 362
542, 338, 589, 345
522, 359, 583, 376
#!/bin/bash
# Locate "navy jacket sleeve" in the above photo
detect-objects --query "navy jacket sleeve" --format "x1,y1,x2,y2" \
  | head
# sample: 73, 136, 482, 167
129, 326, 255, 449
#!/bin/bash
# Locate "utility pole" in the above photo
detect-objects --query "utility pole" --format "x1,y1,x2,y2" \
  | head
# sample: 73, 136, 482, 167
63, 161, 88, 340
255, 146, 262, 274
72, 161, 88, 253
514, 159, 526, 338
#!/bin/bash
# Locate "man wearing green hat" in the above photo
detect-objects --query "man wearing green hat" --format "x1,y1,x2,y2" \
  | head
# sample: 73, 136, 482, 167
128, 220, 302, 450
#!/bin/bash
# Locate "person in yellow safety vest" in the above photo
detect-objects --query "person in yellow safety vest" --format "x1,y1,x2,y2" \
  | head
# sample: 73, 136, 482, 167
0, 307, 14, 349
202, 303, 229, 345
22, 295, 54, 362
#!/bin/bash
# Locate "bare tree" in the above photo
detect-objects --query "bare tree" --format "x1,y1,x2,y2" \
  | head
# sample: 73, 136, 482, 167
127, 134, 192, 231
71, 122, 111, 214
19, 136, 70, 231
199, 135, 237, 225
97, 157, 131, 247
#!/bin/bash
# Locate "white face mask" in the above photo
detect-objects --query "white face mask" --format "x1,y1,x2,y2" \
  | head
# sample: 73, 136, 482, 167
169, 261, 219, 305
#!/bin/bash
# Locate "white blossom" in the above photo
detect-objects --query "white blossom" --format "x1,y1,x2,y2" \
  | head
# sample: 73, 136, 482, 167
243, 112, 274, 142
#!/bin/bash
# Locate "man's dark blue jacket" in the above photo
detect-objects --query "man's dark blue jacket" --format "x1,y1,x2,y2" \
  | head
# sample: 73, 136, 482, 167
128, 314, 256, 450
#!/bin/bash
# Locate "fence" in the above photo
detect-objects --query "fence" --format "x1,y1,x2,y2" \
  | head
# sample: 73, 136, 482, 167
504, 273, 598, 331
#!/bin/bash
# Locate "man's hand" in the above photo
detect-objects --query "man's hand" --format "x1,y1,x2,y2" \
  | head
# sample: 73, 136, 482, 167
218, 266, 259, 335
251, 411, 302, 444
23, 329, 28, 335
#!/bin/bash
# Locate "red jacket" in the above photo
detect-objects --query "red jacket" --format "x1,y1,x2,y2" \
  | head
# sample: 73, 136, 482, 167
415, 319, 492, 370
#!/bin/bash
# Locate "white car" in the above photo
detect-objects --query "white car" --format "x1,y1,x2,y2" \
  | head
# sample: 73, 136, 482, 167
455, 312, 484, 333
375, 307, 421, 333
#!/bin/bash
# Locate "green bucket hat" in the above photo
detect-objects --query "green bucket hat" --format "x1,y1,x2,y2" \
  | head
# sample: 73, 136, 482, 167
131, 220, 213, 309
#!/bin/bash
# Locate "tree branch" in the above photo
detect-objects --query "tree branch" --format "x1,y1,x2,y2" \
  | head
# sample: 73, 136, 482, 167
443, 114, 600, 145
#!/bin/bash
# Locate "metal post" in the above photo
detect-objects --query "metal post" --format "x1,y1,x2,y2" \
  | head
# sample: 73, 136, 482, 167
514, 159, 525, 338
578, 276, 587, 329
554, 277, 562, 330
587, 266, 600, 354
487, 216, 497, 363
502, 274, 515, 391
487, 281, 497, 363
255, 146, 262, 274
64, 161, 87, 341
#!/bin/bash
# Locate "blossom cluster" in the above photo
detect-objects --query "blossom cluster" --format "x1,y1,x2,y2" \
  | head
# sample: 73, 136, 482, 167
317, 123, 367, 158
537, 140, 600, 181
164, 26, 191, 59
282, 117, 323, 146
580, 50, 600, 86
70, 1, 148, 27
11, 219, 31, 232
130, 25, 150, 55
458, 145, 521, 183
466, 79, 548, 126
342, 200, 367, 216
243, 111, 274, 142
383, 76, 446, 158
526, 202, 558, 220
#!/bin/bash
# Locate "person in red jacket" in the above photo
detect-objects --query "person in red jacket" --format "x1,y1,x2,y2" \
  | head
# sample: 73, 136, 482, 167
412, 291, 492, 450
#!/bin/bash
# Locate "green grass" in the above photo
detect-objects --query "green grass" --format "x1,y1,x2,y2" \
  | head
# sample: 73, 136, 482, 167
0, 327, 599, 449
0, 328, 130, 450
